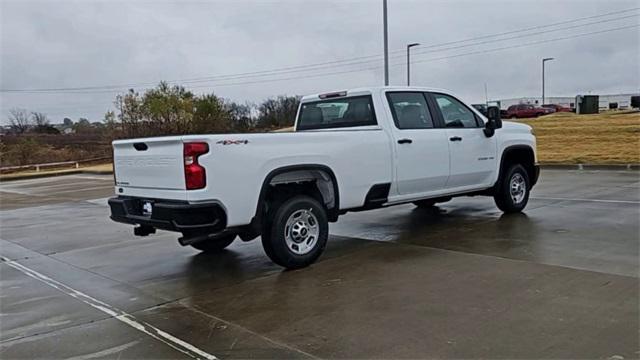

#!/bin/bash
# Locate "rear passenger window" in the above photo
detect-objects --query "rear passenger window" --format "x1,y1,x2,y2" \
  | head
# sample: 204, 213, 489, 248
297, 95, 377, 130
432, 93, 479, 128
386, 92, 434, 129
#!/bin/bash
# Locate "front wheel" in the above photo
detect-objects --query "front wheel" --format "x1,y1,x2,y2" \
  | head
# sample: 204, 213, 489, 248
494, 164, 530, 213
262, 195, 328, 269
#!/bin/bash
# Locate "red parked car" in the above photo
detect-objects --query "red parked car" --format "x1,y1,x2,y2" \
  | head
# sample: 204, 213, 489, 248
505, 104, 554, 119
542, 104, 572, 112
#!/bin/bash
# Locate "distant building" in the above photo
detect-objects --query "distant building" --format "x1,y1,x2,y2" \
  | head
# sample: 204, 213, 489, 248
596, 94, 638, 109
494, 93, 639, 110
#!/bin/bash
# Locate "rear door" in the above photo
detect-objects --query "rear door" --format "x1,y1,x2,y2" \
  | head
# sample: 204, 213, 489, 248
428, 92, 497, 189
386, 91, 450, 195
113, 137, 186, 190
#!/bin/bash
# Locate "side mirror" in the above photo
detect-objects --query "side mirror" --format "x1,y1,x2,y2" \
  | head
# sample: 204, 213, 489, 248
487, 106, 502, 128
483, 106, 502, 137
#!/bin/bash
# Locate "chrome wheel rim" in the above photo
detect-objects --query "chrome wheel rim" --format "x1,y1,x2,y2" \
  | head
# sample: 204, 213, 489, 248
284, 209, 319, 255
510, 173, 526, 204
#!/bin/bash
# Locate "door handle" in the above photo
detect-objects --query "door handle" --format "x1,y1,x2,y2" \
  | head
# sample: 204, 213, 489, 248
449, 136, 462, 142
397, 138, 413, 144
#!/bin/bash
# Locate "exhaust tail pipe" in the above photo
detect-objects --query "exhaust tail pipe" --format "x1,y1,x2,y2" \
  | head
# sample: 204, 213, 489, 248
134, 225, 156, 237
178, 231, 235, 247
178, 233, 211, 247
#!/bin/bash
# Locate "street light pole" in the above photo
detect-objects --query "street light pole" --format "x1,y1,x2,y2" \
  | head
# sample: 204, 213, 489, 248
406, 43, 419, 86
484, 82, 489, 104
383, 0, 389, 86
542, 57, 554, 105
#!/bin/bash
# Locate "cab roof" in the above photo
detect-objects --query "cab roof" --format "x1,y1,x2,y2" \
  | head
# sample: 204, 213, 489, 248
300, 86, 453, 103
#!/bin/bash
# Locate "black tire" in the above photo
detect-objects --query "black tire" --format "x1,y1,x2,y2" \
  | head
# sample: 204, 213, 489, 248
261, 195, 328, 269
413, 199, 436, 208
494, 164, 530, 213
191, 233, 236, 253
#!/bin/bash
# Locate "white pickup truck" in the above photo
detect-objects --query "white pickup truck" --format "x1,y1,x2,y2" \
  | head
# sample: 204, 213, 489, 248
109, 86, 539, 269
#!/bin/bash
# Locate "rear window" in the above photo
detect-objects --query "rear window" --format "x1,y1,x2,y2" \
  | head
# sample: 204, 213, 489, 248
297, 95, 377, 130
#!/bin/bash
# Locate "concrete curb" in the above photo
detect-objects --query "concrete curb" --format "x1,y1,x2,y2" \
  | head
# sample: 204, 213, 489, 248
2, 164, 638, 182
0, 169, 113, 182
540, 164, 640, 171
82, 170, 114, 175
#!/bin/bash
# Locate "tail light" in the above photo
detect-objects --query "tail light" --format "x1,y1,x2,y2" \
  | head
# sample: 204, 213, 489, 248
111, 146, 116, 185
184, 142, 209, 190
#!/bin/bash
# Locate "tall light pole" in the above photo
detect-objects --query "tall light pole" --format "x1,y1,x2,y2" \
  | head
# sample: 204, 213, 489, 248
406, 43, 419, 86
542, 57, 554, 105
383, 0, 389, 86
484, 82, 489, 104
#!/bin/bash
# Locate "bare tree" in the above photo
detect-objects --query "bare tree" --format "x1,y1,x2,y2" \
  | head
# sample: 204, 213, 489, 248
31, 112, 49, 126
257, 95, 300, 128
8, 108, 32, 134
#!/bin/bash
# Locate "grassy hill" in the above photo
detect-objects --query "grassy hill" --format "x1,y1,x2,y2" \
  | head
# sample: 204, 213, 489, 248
517, 110, 640, 164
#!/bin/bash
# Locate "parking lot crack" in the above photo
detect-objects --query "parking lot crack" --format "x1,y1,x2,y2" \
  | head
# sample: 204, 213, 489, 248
174, 300, 320, 359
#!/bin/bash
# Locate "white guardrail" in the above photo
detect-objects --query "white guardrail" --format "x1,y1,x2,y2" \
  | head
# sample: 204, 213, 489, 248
0, 157, 111, 173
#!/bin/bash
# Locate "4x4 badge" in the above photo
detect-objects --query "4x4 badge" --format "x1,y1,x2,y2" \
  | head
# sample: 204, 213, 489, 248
216, 140, 249, 145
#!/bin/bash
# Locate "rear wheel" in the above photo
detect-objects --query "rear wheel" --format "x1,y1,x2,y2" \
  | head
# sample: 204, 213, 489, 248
494, 164, 530, 213
261, 195, 328, 269
190, 233, 236, 253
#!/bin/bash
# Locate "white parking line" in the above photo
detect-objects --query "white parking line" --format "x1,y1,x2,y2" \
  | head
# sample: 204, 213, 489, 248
70, 175, 113, 181
0, 255, 217, 360
531, 196, 640, 204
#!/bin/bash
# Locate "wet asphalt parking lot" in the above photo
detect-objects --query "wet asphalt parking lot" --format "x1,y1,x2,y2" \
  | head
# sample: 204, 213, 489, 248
0, 169, 638, 359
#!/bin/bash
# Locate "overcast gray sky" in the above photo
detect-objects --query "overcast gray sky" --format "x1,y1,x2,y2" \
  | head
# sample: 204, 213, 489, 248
1, 0, 639, 123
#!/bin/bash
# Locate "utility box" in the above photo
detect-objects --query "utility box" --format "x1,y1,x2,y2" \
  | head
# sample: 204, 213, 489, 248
576, 95, 599, 114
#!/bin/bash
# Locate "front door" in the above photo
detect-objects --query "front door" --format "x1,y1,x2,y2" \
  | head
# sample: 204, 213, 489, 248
386, 92, 450, 195
429, 92, 497, 189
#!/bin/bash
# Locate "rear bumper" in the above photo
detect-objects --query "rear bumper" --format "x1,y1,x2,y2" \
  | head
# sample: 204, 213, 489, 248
108, 196, 227, 234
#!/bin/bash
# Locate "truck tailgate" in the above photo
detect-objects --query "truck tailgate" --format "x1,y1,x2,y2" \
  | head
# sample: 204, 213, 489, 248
113, 137, 185, 190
